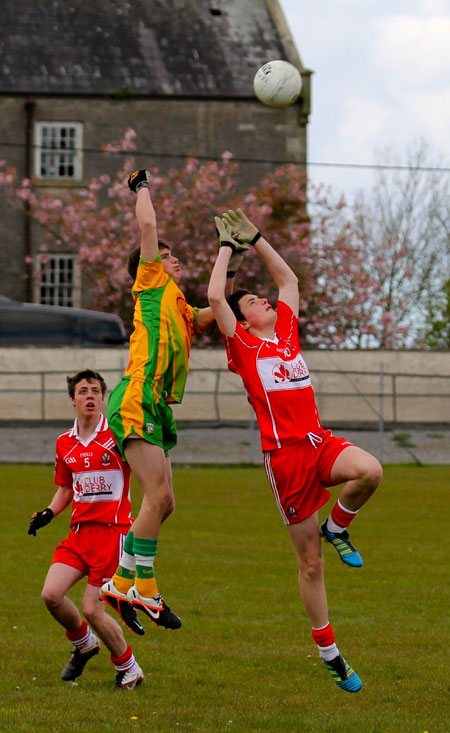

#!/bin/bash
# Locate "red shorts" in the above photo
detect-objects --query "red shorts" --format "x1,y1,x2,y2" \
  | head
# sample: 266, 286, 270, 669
263, 430, 354, 525
52, 522, 128, 587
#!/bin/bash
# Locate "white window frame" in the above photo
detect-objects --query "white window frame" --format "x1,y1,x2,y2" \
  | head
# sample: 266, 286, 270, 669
35, 253, 81, 307
34, 122, 83, 181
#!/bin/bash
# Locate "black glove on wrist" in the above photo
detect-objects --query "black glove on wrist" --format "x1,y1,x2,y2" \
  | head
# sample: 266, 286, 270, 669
28, 508, 54, 536
128, 169, 151, 193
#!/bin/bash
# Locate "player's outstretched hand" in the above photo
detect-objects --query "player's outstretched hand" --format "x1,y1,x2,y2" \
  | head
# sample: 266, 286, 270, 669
28, 508, 54, 536
222, 208, 261, 246
214, 216, 249, 253
214, 216, 249, 277
128, 169, 151, 193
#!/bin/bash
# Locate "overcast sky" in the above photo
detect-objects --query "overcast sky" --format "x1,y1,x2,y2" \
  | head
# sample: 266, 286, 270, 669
278, 0, 450, 199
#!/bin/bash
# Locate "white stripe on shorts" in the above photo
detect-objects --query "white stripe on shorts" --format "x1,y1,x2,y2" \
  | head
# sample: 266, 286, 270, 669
264, 451, 289, 525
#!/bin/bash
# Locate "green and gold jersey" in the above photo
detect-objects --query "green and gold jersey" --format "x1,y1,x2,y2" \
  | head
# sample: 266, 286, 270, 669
124, 257, 200, 403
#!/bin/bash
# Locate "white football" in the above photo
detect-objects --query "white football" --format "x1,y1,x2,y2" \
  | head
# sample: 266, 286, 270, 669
253, 60, 302, 108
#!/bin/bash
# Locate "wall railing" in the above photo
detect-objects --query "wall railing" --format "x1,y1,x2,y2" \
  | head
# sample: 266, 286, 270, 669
1, 367, 449, 425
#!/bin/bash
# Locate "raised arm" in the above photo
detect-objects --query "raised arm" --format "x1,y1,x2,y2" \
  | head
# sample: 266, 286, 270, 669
222, 209, 299, 314
128, 169, 158, 262
207, 218, 244, 337
252, 236, 299, 314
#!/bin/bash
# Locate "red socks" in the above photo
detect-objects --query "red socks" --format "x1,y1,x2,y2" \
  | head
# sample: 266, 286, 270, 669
66, 620, 95, 650
330, 499, 358, 529
111, 645, 135, 673
312, 623, 339, 661
311, 622, 335, 647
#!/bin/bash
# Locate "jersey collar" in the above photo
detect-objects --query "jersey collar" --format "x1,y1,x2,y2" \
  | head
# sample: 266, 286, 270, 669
262, 334, 279, 344
70, 414, 108, 446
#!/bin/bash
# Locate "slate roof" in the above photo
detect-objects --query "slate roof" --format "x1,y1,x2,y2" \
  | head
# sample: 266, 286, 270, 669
0, 0, 302, 97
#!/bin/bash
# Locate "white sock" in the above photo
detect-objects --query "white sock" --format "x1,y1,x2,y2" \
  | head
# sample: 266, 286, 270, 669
134, 553, 155, 571
326, 517, 346, 533
120, 550, 136, 572
326, 500, 359, 533
73, 626, 97, 652
114, 650, 136, 674
318, 642, 339, 661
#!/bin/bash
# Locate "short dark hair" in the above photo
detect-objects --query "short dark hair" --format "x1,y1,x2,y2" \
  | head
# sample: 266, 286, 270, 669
127, 241, 170, 280
67, 370, 107, 398
226, 290, 251, 321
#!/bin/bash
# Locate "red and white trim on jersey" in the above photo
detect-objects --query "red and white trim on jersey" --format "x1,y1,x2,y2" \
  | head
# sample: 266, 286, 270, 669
225, 301, 322, 451
54, 415, 132, 528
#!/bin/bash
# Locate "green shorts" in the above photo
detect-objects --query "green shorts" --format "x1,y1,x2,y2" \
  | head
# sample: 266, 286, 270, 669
107, 377, 178, 459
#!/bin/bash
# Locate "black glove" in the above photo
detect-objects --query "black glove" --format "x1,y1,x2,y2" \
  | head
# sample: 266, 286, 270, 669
28, 508, 54, 536
128, 169, 151, 193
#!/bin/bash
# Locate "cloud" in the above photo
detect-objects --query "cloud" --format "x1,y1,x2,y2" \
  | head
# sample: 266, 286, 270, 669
332, 88, 449, 165
419, 0, 449, 14
279, 0, 450, 195
372, 16, 450, 87
401, 89, 450, 148
338, 97, 389, 149
368, 14, 450, 151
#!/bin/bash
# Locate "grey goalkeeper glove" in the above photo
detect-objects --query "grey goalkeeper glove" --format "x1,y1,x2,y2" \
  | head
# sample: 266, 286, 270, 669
214, 217, 249, 278
222, 208, 261, 246
226, 250, 245, 277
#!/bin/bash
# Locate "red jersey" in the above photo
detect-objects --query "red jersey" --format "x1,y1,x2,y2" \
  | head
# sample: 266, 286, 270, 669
54, 415, 132, 529
225, 301, 322, 451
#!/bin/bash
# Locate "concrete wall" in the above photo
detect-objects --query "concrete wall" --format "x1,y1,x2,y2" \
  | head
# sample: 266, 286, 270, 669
0, 347, 449, 424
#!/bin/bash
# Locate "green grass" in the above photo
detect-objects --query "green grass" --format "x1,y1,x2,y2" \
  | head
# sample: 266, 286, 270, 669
1, 464, 449, 732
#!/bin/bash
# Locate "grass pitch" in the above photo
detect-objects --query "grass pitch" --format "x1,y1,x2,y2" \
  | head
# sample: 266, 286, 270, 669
1, 464, 449, 732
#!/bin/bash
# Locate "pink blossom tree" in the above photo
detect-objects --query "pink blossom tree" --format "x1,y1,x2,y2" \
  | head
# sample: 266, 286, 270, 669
0, 128, 382, 346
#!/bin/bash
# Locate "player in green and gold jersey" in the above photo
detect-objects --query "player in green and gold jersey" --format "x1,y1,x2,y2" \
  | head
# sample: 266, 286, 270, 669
101, 170, 245, 630
101, 170, 210, 629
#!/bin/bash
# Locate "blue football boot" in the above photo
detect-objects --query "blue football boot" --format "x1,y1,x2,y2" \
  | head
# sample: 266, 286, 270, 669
320, 520, 363, 568
321, 653, 362, 693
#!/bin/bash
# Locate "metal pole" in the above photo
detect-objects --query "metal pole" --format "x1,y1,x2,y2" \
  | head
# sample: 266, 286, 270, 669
213, 369, 221, 422
392, 373, 397, 424
41, 372, 45, 421
249, 411, 257, 464
378, 363, 384, 463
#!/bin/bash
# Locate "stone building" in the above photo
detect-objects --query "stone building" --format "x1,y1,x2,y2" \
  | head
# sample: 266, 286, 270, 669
0, 0, 310, 306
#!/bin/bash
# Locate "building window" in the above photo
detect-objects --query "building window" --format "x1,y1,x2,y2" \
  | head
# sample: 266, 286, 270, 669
34, 122, 83, 181
36, 254, 80, 307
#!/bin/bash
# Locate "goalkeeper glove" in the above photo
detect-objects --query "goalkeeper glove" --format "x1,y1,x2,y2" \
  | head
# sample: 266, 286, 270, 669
28, 508, 54, 536
221, 208, 261, 246
226, 250, 245, 278
214, 216, 249, 278
128, 169, 151, 193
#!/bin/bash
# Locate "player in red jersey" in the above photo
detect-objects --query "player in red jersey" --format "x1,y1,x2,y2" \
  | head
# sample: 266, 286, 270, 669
208, 209, 382, 693
28, 370, 144, 690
